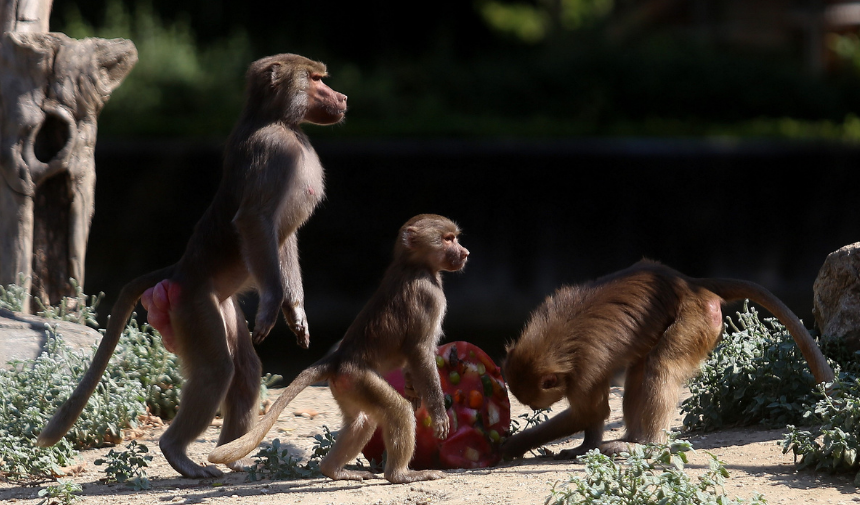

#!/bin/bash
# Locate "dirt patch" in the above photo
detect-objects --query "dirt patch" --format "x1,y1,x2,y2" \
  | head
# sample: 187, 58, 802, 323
2, 386, 857, 504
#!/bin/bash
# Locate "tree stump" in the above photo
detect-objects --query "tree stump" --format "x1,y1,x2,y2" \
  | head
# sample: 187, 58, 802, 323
0, 30, 137, 311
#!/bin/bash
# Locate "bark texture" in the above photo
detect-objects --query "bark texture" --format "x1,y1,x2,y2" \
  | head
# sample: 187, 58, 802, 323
0, 9, 137, 311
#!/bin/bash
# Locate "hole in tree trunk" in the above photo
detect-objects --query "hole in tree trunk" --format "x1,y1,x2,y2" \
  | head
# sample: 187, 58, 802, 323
33, 113, 71, 164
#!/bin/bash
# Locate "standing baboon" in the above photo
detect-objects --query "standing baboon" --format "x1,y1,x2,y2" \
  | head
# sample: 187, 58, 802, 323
209, 214, 470, 484
37, 53, 347, 478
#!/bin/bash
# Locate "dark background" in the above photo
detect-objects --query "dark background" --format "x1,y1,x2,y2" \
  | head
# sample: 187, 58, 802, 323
85, 138, 860, 379
49, 0, 860, 379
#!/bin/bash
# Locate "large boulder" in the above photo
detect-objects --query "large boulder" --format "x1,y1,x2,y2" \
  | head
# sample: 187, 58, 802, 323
812, 243, 860, 352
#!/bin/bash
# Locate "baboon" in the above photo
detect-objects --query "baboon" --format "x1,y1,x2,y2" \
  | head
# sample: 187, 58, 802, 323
208, 214, 470, 484
37, 53, 347, 478
502, 260, 834, 459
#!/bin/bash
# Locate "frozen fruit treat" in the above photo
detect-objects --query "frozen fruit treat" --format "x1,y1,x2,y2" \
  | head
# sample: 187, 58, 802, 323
362, 341, 511, 469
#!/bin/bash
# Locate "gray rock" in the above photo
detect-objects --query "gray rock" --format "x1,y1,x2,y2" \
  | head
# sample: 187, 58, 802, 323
0, 308, 102, 369
812, 242, 860, 352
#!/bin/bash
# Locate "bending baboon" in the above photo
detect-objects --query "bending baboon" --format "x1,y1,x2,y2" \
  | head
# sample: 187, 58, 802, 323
502, 260, 834, 459
37, 53, 347, 478
209, 214, 470, 484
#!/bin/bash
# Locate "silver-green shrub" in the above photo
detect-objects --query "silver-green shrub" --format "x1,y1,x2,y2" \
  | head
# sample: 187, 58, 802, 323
681, 303, 823, 431
0, 280, 182, 479
546, 438, 767, 505
783, 378, 860, 485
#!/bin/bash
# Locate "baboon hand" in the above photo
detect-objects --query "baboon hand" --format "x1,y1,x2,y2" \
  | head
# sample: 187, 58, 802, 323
283, 304, 310, 349
499, 435, 528, 459
252, 294, 282, 344
432, 411, 449, 440
402, 372, 421, 410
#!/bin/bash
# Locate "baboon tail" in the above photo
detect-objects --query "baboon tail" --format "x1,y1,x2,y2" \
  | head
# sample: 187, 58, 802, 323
698, 277, 835, 385
37, 265, 176, 447
208, 360, 334, 464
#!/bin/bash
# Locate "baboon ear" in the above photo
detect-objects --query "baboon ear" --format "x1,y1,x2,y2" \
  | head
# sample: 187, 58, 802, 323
267, 62, 284, 86
540, 374, 558, 390
402, 227, 418, 250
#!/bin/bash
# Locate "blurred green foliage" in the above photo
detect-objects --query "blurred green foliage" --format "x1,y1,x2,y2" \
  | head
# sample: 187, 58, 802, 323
60, 0, 250, 137
477, 0, 613, 43
54, 0, 860, 140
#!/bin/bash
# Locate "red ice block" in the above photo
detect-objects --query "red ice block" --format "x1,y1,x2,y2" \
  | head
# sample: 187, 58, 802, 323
361, 341, 511, 469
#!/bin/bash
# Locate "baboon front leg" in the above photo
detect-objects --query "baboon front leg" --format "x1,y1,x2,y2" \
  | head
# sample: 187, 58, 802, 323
604, 357, 679, 455
279, 234, 310, 348
503, 408, 579, 459
406, 352, 448, 440
594, 359, 649, 456
554, 382, 610, 460
233, 209, 285, 345
554, 421, 605, 459
503, 382, 610, 460
159, 294, 233, 479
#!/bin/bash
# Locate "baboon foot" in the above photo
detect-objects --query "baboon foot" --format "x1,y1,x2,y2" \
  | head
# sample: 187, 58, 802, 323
385, 469, 446, 483
322, 467, 378, 481
554, 442, 598, 460
599, 440, 637, 456
162, 442, 224, 479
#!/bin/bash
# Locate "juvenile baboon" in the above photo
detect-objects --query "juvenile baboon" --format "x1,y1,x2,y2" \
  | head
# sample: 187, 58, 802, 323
502, 260, 834, 459
208, 214, 470, 484
37, 53, 347, 478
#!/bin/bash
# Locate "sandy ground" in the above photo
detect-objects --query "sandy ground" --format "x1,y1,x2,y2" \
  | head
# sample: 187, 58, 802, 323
2, 385, 858, 505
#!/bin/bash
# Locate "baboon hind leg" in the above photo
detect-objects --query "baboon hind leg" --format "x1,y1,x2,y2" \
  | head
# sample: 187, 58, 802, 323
327, 371, 445, 483
160, 292, 234, 479
613, 296, 723, 453
554, 379, 611, 460
216, 297, 262, 472
320, 378, 379, 481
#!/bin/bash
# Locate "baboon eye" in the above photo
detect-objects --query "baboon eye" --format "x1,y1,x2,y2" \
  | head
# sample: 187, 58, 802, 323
540, 375, 557, 389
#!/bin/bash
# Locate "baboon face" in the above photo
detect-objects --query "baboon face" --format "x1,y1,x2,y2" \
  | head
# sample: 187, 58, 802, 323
303, 72, 347, 125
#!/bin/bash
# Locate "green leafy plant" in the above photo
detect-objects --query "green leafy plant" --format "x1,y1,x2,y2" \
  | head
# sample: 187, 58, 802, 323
308, 425, 337, 461
546, 438, 767, 505
509, 407, 552, 435
246, 425, 339, 481
0, 430, 77, 481
509, 407, 553, 456
112, 318, 184, 420
0, 273, 30, 312
94, 440, 153, 490
259, 373, 283, 412
0, 280, 180, 478
37, 479, 82, 505
34, 279, 102, 328
681, 303, 823, 431
245, 438, 321, 481
0, 327, 146, 479
682, 302, 860, 484
783, 377, 860, 485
